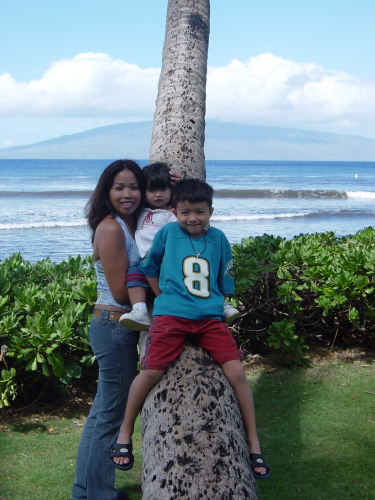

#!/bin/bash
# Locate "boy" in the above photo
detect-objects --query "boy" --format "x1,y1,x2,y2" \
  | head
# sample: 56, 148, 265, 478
119, 164, 239, 331
111, 179, 270, 479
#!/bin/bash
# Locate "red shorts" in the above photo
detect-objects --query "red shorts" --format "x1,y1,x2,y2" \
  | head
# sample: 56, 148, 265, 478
141, 315, 242, 370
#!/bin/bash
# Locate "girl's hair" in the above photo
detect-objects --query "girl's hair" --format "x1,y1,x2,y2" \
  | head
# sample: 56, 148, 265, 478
86, 159, 145, 242
142, 162, 172, 192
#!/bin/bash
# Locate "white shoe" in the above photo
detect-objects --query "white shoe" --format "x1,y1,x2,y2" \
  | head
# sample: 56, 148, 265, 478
223, 302, 241, 323
119, 309, 151, 331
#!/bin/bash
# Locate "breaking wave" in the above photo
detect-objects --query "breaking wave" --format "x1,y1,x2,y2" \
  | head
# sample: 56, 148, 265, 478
1, 189, 374, 199
213, 189, 375, 199
0, 220, 87, 230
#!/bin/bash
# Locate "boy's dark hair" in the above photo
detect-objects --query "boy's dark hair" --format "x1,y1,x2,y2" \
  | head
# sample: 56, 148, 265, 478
142, 162, 172, 191
172, 179, 213, 209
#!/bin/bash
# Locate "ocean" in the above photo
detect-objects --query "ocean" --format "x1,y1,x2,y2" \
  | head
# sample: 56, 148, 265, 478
0, 159, 374, 262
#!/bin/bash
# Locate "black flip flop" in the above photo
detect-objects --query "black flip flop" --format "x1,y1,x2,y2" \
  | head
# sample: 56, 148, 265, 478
249, 452, 271, 479
110, 442, 134, 471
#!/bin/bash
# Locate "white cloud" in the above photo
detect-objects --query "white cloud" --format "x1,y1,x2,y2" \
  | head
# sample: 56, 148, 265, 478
206, 53, 375, 137
0, 53, 160, 119
0, 52, 374, 138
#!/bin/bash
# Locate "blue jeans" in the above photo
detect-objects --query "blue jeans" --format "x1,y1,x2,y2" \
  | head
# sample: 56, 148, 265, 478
72, 310, 139, 500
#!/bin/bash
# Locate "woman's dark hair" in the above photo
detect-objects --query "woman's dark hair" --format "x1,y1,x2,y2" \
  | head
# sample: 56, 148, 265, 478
142, 162, 172, 192
86, 159, 145, 241
171, 179, 213, 209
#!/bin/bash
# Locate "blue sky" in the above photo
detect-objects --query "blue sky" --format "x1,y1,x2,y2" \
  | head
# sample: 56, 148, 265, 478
1, 0, 374, 148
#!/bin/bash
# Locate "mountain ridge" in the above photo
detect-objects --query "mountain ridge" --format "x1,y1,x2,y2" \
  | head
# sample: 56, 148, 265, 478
0, 121, 373, 160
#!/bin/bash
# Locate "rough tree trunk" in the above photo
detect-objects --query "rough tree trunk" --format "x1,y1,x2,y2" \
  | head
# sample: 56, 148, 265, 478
140, 344, 258, 500
141, 1, 259, 499
149, 0, 209, 180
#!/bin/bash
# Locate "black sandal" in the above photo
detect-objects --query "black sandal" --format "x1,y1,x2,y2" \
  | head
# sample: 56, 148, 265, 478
110, 443, 134, 471
249, 453, 271, 479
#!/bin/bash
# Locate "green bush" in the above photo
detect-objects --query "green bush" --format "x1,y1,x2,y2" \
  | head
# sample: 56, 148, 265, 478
232, 227, 375, 365
0, 253, 96, 408
1, 228, 374, 405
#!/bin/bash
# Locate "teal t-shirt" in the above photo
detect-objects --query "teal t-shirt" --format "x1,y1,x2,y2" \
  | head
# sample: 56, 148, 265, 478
140, 222, 235, 320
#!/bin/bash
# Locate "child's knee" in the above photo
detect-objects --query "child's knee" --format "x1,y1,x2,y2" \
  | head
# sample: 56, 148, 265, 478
222, 360, 246, 385
141, 369, 163, 386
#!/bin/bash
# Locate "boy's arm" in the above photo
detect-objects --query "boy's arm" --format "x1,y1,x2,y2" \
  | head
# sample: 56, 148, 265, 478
145, 276, 162, 297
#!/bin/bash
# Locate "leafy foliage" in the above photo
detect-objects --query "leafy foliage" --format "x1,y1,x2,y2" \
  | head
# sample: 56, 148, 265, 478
232, 227, 375, 365
0, 253, 96, 407
1, 228, 374, 404
0, 367, 17, 407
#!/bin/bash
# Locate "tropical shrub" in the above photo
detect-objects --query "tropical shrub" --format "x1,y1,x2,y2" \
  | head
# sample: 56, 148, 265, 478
0, 253, 96, 408
1, 228, 374, 405
232, 227, 375, 365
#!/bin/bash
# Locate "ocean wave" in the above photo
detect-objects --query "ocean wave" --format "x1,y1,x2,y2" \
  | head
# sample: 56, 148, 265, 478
346, 191, 375, 199
0, 221, 88, 230
212, 208, 374, 222
1, 188, 375, 200
212, 212, 309, 221
214, 189, 351, 199
2, 207, 373, 231
0, 190, 92, 197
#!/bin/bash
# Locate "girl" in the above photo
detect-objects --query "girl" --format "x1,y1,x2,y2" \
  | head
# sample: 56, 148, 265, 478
119, 162, 176, 330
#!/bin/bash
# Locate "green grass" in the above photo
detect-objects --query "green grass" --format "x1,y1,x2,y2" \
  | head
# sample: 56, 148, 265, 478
0, 359, 374, 500
252, 358, 375, 500
0, 414, 143, 500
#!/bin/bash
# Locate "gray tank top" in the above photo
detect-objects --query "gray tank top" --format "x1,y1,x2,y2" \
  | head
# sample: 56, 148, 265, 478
95, 216, 140, 308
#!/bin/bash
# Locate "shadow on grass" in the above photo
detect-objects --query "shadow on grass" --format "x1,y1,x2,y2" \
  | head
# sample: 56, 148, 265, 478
250, 360, 375, 500
12, 422, 49, 433
251, 367, 310, 500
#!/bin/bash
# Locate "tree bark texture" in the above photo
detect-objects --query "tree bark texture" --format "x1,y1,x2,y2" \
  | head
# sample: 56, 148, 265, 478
142, 1, 258, 498
140, 344, 259, 500
149, 0, 209, 180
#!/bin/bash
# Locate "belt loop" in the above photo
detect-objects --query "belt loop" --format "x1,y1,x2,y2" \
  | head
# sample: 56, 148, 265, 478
93, 307, 107, 320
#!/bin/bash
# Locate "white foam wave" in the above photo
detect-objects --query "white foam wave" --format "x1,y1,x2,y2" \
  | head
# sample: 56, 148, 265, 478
0, 220, 87, 230
346, 191, 375, 199
212, 212, 310, 222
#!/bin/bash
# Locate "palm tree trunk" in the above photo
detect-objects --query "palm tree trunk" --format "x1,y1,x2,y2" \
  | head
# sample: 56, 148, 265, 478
140, 345, 259, 500
149, 0, 209, 180
141, 1, 259, 498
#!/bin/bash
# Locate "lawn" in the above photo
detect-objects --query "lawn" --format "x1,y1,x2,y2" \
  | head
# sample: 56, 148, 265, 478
250, 354, 375, 500
0, 354, 374, 500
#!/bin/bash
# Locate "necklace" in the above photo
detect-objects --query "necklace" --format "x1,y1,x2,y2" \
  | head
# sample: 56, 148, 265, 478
188, 233, 206, 258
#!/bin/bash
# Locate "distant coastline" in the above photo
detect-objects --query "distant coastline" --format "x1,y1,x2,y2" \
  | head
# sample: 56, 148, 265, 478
0, 120, 374, 161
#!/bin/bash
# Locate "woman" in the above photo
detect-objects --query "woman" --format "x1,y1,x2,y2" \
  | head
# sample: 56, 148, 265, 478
72, 159, 145, 500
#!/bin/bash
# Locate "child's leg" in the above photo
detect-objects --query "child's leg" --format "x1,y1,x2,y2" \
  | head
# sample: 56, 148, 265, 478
221, 360, 267, 475
127, 261, 148, 312
119, 292, 151, 329
113, 369, 163, 466
120, 261, 150, 329
120, 264, 151, 329
128, 286, 147, 308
